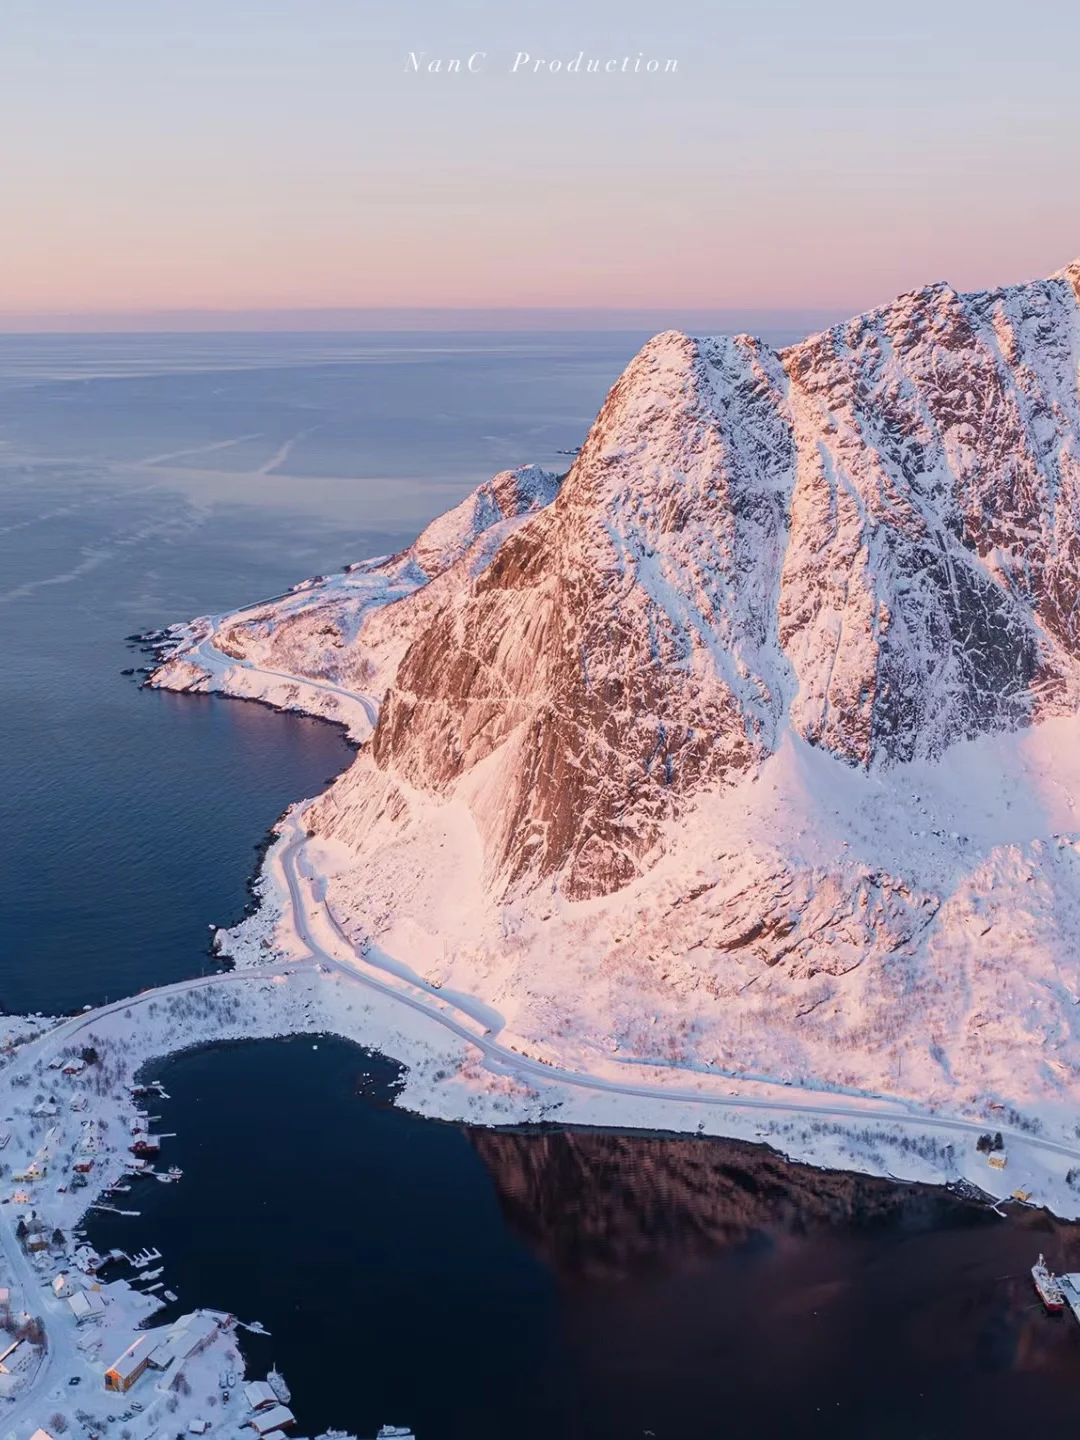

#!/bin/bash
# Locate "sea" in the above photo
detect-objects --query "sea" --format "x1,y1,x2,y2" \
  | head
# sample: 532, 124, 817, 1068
2, 330, 1079, 1439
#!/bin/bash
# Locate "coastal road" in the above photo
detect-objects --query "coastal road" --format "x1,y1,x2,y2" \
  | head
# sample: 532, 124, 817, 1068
191, 623, 380, 729
154, 629, 1080, 1187
275, 825, 1080, 1177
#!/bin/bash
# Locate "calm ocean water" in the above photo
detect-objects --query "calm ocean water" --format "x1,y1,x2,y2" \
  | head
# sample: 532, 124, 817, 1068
2, 330, 1076, 1439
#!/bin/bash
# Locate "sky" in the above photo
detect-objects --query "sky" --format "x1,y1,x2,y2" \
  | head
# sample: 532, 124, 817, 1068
1, 0, 1079, 323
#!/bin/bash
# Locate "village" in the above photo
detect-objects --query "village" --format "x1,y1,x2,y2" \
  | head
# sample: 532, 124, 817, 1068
0, 845, 1070, 1440
0, 972, 420, 1440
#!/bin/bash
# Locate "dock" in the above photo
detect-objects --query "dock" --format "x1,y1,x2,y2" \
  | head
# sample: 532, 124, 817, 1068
1060, 1273, 1080, 1322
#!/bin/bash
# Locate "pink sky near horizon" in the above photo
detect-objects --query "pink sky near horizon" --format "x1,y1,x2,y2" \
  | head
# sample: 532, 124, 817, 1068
2, 0, 1078, 321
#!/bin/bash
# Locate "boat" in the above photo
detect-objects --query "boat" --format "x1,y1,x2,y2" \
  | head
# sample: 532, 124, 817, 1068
267, 1366, 291, 1404
377, 1428, 415, 1439
1033, 1254, 1065, 1312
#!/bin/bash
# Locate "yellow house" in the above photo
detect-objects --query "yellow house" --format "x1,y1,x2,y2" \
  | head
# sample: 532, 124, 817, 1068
104, 1335, 158, 1393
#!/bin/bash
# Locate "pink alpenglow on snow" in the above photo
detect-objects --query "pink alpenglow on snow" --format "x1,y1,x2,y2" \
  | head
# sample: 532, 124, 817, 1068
153, 259, 1080, 1206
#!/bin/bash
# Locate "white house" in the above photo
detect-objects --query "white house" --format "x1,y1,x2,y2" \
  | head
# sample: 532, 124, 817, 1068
52, 1272, 75, 1299
0, 1340, 32, 1375
150, 1311, 220, 1375
68, 1288, 106, 1322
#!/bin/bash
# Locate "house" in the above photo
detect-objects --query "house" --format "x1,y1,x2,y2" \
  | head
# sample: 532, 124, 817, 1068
104, 1334, 159, 1392
244, 1379, 278, 1411
247, 1404, 295, 1434
172, 1312, 218, 1357
25, 1230, 49, 1253
69, 1289, 106, 1322
52, 1272, 75, 1299
62, 1057, 87, 1076
149, 1311, 220, 1375
0, 1339, 32, 1374
30, 1430, 58, 1440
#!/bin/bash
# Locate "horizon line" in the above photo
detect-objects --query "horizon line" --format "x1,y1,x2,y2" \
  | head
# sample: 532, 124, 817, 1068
0, 304, 848, 336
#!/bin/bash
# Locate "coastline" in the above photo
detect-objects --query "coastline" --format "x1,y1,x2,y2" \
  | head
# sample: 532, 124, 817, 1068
3, 586, 1064, 1430
139, 614, 1080, 1221
2, 766, 1078, 1426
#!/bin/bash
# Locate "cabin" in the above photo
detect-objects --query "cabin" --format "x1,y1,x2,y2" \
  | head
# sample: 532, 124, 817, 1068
104, 1335, 159, 1391
62, 1057, 87, 1076
52, 1272, 74, 1299
24, 1230, 49, 1253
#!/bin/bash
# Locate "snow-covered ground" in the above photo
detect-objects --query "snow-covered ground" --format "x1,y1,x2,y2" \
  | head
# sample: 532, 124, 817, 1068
146, 536, 1080, 1228
7, 716, 1080, 1431
0, 965, 421, 1438
139, 267, 1080, 1229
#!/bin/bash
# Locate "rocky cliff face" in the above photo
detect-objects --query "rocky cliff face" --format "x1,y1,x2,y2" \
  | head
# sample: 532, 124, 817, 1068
311, 259, 1080, 902
154, 259, 1080, 1127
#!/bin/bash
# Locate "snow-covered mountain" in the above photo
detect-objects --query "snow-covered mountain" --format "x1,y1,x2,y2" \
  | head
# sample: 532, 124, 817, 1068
153, 258, 1080, 1140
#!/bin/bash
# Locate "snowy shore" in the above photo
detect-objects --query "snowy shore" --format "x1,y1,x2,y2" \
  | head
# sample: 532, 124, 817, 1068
5, 783, 1080, 1431
135, 591, 1080, 1228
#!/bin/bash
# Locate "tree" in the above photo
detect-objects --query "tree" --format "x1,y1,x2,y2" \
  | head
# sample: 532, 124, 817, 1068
51, 1227, 65, 1248
81, 1046, 100, 1066
14, 1218, 26, 1241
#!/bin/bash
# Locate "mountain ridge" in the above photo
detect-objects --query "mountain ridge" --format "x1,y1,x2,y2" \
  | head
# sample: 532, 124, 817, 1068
151, 257, 1080, 1164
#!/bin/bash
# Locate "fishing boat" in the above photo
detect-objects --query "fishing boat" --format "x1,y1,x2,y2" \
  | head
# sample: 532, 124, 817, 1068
1033, 1254, 1065, 1312
267, 1366, 291, 1404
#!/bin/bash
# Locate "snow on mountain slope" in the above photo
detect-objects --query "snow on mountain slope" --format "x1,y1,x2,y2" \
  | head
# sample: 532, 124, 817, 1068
154, 258, 1080, 1158
151, 463, 562, 737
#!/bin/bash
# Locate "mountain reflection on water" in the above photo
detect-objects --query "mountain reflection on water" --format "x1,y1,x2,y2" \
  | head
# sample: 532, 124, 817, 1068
470, 1126, 1080, 1436
83, 1039, 1080, 1440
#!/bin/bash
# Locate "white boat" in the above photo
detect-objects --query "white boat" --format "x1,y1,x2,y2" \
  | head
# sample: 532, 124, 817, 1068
377, 1428, 415, 1439
268, 1366, 291, 1404
1032, 1254, 1065, 1312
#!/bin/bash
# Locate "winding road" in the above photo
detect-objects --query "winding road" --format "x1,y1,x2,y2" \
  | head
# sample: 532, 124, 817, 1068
185, 617, 380, 729
276, 824, 1080, 1175
170, 613, 1080, 1182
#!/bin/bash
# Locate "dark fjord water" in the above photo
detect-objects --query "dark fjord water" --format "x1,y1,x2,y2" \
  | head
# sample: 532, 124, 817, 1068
2, 331, 1078, 1439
